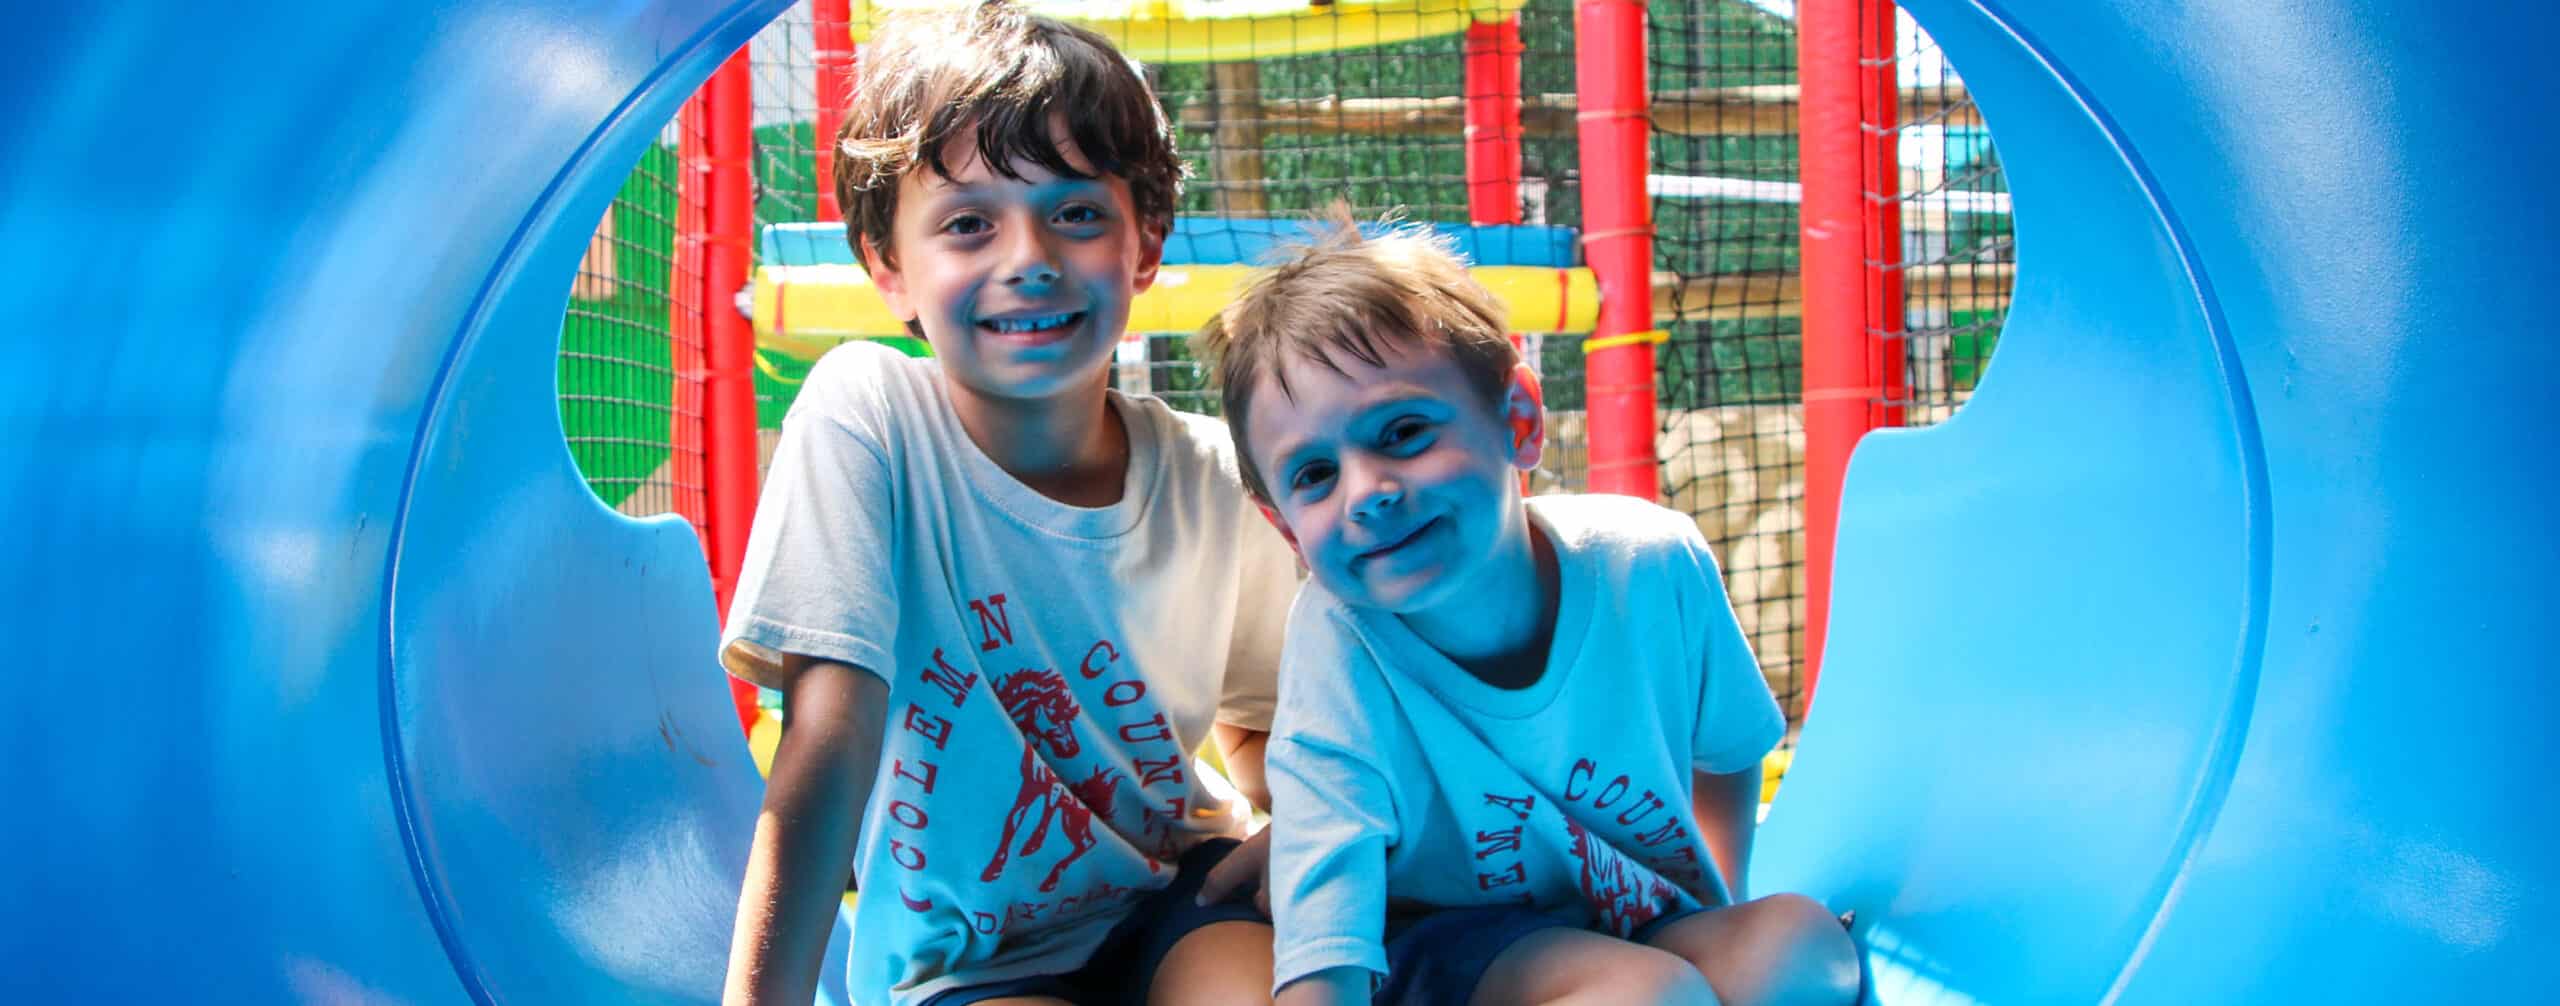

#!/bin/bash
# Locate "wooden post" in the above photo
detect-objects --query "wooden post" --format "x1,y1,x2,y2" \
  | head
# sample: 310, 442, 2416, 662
1208, 61, 1269, 218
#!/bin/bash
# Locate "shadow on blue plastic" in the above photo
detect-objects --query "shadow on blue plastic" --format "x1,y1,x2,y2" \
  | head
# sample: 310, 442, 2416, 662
383, 2, 788, 999
1757, 0, 2268, 997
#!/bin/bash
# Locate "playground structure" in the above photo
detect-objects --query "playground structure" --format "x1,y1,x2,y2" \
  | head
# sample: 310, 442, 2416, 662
565, 0, 2018, 739
5, 1, 2553, 1004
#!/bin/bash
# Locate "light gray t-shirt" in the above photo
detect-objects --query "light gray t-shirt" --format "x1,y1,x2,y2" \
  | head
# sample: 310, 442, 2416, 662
720, 342, 1298, 1006
1264, 494, 1786, 992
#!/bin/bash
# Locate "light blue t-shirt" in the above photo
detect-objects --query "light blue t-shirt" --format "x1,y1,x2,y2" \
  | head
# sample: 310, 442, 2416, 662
720, 342, 1300, 1005
1265, 493, 1786, 992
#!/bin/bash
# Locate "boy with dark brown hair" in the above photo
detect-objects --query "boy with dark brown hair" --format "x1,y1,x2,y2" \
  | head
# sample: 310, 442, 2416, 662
719, 4, 1296, 1003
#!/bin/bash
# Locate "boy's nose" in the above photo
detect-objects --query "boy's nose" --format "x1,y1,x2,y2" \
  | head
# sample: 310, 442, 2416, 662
1001, 230, 1061, 287
1347, 468, 1405, 524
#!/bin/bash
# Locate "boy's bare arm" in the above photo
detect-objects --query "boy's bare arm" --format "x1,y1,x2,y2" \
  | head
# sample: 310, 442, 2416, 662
1196, 723, 1276, 912
724, 657, 889, 1006
1692, 765, 1762, 903
1210, 722, 1272, 811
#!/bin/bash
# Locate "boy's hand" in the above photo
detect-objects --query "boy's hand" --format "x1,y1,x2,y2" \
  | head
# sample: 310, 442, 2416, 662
1194, 825, 1272, 916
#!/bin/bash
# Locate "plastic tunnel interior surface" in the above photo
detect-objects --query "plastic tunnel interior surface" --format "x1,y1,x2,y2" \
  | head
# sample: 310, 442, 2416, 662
1753, 1, 2555, 1002
0, 3, 788, 1002
0, 2, 2549, 1004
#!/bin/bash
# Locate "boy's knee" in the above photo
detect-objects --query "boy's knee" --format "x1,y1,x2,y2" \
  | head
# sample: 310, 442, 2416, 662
1754, 893, 1838, 936
1749, 894, 1861, 1005
1147, 920, 1274, 1006
1596, 949, 1721, 1006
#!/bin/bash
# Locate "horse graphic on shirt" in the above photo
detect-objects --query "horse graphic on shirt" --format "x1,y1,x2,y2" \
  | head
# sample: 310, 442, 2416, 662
983, 669, 1120, 893
1566, 820, 1679, 938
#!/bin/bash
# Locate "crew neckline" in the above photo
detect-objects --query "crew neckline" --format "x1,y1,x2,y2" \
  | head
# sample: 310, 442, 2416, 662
932, 369, 1161, 541
1357, 501, 1592, 719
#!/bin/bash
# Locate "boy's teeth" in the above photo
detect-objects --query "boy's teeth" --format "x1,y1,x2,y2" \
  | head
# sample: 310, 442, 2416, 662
987, 312, 1077, 333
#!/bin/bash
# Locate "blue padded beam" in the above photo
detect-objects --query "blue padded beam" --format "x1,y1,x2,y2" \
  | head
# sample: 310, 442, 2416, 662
762, 218, 1582, 268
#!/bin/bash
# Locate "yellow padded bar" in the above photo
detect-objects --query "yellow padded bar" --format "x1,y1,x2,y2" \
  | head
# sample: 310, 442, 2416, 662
845, 0, 1530, 65
751, 263, 1602, 363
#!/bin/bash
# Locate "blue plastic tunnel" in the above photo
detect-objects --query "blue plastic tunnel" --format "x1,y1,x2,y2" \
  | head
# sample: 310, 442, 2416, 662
1, 1, 2550, 1002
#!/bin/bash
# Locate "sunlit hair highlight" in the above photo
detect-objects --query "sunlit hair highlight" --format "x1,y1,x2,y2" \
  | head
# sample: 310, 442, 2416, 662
1194, 207, 1520, 504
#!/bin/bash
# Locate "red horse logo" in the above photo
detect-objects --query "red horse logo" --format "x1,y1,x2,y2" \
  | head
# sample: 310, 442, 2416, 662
983, 670, 1118, 892
1566, 820, 1678, 937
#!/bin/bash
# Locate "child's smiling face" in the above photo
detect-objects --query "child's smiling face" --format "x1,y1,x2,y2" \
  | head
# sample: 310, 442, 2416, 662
861, 119, 1163, 403
1245, 337, 1544, 617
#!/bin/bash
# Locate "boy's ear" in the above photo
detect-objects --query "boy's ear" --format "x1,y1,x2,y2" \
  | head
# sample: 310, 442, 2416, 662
1254, 501, 1303, 558
1129, 220, 1167, 295
857, 233, 918, 322
1503, 362, 1546, 471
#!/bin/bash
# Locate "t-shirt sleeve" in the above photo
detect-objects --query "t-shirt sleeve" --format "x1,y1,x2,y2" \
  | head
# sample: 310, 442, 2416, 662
1680, 527, 1786, 775
717, 351, 900, 690
1265, 600, 1398, 992
1215, 501, 1300, 731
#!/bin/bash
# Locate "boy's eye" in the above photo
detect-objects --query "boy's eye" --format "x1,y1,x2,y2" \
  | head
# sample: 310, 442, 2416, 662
1288, 460, 1336, 494
942, 214, 990, 236
1056, 204, 1103, 225
1381, 417, 1433, 450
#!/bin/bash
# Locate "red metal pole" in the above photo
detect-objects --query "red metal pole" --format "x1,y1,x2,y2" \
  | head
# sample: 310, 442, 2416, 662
813, 0, 857, 223
1576, 0, 1659, 502
702, 49, 764, 735
1797, 0, 1857, 706
1862, 2, 1907, 431
1467, 16, 1534, 490
1464, 17, 1525, 226
1796, 0, 1906, 707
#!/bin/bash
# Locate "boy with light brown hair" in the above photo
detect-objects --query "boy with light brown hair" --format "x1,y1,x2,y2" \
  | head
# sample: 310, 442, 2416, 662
1196, 218, 1860, 1006
718, 4, 1298, 1003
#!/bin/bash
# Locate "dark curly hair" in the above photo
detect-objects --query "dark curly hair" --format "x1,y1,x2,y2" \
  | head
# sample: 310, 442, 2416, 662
832, 0, 1186, 269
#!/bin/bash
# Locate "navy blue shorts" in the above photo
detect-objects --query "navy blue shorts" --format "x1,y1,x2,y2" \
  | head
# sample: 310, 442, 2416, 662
1375, 905, 1707, 1006
919, 838, 1268, 1006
